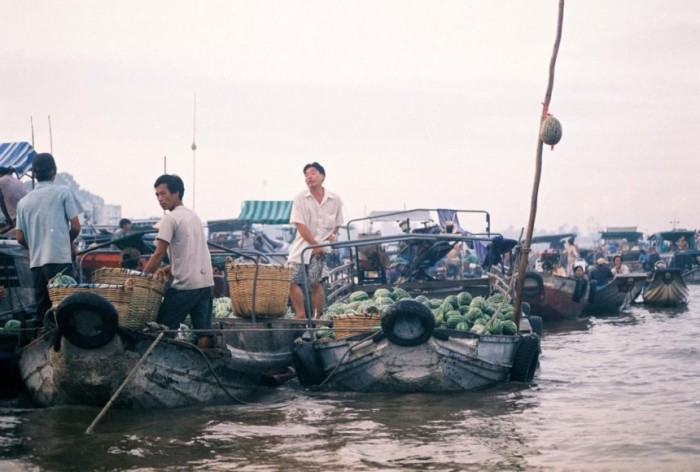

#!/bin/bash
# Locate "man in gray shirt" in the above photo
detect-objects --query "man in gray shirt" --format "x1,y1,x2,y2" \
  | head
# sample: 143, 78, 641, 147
16, 154, 82, 322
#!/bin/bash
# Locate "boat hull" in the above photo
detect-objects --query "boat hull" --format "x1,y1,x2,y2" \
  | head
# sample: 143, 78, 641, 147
522, 274, 588, 320
642, 269, 689, 306
309, 331, 538, 393
19, 330, 270, 409
582, 274, 648, 315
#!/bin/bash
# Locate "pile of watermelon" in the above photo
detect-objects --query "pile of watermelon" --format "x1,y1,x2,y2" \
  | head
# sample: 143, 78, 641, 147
319, 288, 517, 339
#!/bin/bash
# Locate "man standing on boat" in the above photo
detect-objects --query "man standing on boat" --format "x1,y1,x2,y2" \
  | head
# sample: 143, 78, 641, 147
15, 153, 83, 323
0, 166, 28, 233
143, 174, 214, 349
287, 162, 344, 319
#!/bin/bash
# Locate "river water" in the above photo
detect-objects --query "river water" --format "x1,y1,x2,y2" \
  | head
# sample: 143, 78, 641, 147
2, 286, 700, 471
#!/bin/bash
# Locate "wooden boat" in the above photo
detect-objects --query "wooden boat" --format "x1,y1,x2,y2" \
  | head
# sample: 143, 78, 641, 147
18, 295, 307, 408
582, 273, 648, 315
648, 230, 700, 283
521, 271, 589, 320
641, 268, 689, 306
291, 211, 542, 392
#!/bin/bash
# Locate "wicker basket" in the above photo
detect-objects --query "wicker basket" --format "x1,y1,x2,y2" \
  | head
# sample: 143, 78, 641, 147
332, 313, 382, 340
226, 258, 292, 318
48, 283, 132, 324
91, 267, 167, 329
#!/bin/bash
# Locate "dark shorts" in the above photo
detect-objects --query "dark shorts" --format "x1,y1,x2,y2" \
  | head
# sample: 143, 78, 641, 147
156, 286, 213, 337
291, 255, 326, 285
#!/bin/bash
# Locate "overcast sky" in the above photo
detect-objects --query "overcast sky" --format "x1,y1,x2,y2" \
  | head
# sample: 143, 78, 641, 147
2, 1, 698, 236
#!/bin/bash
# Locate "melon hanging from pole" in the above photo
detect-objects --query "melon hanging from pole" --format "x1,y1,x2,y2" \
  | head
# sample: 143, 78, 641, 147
539, 114, 563, 148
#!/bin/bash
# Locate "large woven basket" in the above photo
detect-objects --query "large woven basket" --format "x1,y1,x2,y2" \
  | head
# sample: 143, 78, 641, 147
226, 258, 292, 318
332, 313, 382, 340
48, 283, 132, 325
92, 267, 167, 329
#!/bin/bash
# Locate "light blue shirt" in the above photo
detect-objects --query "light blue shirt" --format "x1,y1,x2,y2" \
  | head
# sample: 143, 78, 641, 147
16, 181, 83, 268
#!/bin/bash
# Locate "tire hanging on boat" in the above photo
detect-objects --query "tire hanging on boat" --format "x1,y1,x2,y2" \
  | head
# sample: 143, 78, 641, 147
292, 341, 326, 387
528, 315, 544, 338
522, 271, 545, 298
55, 293, 119, 350
381, 299, 435, 347
510, 335, 540, 382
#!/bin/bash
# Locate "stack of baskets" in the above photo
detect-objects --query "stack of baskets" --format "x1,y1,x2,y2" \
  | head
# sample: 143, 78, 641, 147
91, 267, 167, 329
48, 281, 132, 323
332, 313, 382, 340
226, 258, 292, 318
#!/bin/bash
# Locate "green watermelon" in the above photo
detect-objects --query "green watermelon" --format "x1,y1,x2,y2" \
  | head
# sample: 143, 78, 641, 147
429, 298, 443, 309
455, 321, 470, 332
502, 320, 518, 335
349, 291, 369, 302
443, 295, 459, 310
470, 324, 487, 335
3, 319, 21, 335
445, 314, 465, 329
375, 296, 394, 307
392, 287, 411, 300
488, 320, 504, 335
458, 305, 470, 315
457, 291, 473, 306
470, 296, 487, 311
466, 307, 484, 322
373, 288, 392, 300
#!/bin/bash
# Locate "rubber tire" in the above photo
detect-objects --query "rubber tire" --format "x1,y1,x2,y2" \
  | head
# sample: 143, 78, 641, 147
522, 271, 545, 298
510, 335, 540, 382
381, 299, 435, 347
292, 342, 325, 387
528, 315, 543, 338
572, 278, 588, 303
55, 293, 119, 349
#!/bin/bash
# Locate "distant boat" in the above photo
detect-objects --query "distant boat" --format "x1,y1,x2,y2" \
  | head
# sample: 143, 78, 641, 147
641, 267, 689, 306
582, 274, 648, 315
521, 271, 589, 320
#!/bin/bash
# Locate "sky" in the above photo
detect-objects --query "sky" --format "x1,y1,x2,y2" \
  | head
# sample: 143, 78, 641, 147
1, 1, 699, 237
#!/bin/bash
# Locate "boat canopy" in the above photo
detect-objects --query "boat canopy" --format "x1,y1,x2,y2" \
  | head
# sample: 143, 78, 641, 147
599, 230, 643, 242
648, 230, 697, 249
0, 142, 37, 175
531, 233, 576, 250
236, 200, 293, 224
207, 219, 251, 234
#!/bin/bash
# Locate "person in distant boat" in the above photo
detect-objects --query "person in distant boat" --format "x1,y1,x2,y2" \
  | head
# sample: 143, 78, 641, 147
113, 218, 132, 239
564, 237, 579, 276
589, 258, 614, 285
15, 154, 83, 323
287, 162, 344, 320
143, 174, 214, 349
610, 254, 630, 276
573, 262, 588, 280
676, 236, 689, 252
0, 166, 28, 233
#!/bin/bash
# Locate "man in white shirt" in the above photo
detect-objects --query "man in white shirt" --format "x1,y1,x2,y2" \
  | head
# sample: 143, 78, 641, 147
610, 254, 630, 276
287, 163, 344, 319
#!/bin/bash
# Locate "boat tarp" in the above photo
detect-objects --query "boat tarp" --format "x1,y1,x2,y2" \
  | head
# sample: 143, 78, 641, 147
648, 230, 697, 249
600, 231, 643, 241
207, 219, 251, 233
367, 210, 432, 222
531, 233, 576, 248
0, 142, 37, 175
236, 200, 293, 224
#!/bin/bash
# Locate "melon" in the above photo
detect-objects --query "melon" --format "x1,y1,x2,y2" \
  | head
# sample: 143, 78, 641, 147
540, 114, 563, 147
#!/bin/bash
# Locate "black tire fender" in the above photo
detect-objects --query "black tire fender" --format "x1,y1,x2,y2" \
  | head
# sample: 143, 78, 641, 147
522, 271, 545, 298
510, 335, 540, 382
381, 299, 435, 347
55, 293, 119, 349
572, 278, 588, 303
292, 341, 325, 387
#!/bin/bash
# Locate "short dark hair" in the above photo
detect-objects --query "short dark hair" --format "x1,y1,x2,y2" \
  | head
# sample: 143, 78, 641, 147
154, 174, 185, 199
32, 153, 57, 181
0, 166, 14, 177
613, 254, 622, 262
303, 162, 325, 176
119, 218, 131, 228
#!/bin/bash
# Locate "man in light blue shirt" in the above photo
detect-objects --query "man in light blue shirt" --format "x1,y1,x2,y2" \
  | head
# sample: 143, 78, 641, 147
16, 153, 82, 322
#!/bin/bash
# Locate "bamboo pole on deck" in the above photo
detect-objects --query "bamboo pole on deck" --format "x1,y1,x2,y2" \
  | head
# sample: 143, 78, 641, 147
513, 0, 565, 329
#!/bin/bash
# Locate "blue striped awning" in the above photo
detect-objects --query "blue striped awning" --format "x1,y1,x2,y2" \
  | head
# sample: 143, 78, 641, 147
237, 200, 293, 224
0, 142, 37, 175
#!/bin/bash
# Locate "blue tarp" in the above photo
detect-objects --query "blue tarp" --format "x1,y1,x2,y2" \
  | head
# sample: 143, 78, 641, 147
236, 200, 293, 224
0, 142, 37, 174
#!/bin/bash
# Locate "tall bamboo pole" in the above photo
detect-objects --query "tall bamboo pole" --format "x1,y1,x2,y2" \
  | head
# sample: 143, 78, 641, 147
513, 0, 565, 328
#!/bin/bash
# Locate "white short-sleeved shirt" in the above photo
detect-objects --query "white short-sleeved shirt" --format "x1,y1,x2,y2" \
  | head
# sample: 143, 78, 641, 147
16, 181, 83, 268
156, 206, 214, 290
287, 189, 344, 264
